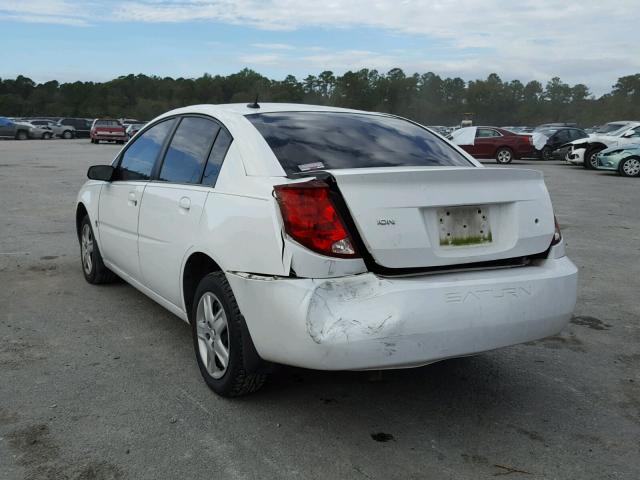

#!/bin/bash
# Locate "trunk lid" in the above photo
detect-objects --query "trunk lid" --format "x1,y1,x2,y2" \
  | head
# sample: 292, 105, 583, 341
329, 166, 554, 269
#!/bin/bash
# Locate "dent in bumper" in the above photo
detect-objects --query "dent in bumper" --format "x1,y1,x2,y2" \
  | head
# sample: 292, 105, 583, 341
227, 256, 578, 371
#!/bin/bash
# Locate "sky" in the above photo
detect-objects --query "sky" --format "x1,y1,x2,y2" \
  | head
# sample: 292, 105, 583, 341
0, 0, 638, 96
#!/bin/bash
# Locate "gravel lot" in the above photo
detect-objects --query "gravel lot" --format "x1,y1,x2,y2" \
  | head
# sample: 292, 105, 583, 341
1, 139, 639, 480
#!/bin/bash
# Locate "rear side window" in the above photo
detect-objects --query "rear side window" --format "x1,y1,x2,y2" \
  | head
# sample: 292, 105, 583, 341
247, 112, 472, 174
202, 129, 233, 186
476, 128, 501, 138
159, 117, 220, 184
117, 119, 175, 181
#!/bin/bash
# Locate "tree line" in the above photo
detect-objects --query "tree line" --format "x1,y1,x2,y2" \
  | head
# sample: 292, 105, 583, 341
1, 69, 639, 127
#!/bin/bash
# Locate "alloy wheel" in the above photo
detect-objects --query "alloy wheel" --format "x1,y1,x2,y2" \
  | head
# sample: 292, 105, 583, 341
81, 224, 94, 275
622, 158, 640, 176
497, 150, 512, 163
196, 292, 230, 379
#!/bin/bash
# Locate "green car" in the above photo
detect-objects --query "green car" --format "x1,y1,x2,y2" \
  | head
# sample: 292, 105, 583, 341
596, 144, 640, 177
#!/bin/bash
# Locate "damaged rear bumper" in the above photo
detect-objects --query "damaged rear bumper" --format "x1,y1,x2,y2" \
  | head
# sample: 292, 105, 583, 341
226, 256, 577, 371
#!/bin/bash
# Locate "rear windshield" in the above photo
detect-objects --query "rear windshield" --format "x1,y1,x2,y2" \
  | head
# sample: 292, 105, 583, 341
246, 112, 472, 174
95, 120, 121, 127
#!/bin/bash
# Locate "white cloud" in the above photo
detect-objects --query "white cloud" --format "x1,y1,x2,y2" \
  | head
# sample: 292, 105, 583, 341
252, 43, 295, 50
0, 0, 91, 26
2, 0, 639, 94
238, 53, 285, 65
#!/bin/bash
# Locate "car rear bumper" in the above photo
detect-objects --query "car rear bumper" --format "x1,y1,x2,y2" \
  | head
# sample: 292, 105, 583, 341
227, 255, 578, 370
92, 133, 127, 141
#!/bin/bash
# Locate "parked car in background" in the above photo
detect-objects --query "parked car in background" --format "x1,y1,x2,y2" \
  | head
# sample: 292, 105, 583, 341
59, 118, 93, 138
76, 104, 577, 396
0, 116, 32, 139
534, 122, 578, 131
90, 119, 127, 144
450, 126, 534, 164
504, 126, 534, 134
0, 116, 52, 139
595, 144, 640, 177
532, 127, 588, 160
125, 123, 146, 138
566, 121, 640, 169
28, 119, 76, 139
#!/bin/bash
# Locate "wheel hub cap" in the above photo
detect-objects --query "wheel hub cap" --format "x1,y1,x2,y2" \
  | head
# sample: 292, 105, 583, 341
623, 159, 640, 176
196, 292, 230, 379
81, 224, 93, 275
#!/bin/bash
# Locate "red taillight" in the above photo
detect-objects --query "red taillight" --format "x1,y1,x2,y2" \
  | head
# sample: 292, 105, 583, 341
274, 180, 358, 258
551, 215, 562, 246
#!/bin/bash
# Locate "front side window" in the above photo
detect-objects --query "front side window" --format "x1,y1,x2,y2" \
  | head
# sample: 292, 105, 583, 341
117, 119, 175, 181
555, 130, 570, 142
159, 117, 220, 184
247, 112, 472, 174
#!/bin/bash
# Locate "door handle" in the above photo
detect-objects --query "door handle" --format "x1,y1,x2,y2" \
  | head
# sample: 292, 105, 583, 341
128, 192, 138, 206
179, 197, 191, 210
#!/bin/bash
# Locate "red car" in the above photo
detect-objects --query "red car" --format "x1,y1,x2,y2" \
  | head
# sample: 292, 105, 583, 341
457, 127, 533, 164
90, 119, 128, 144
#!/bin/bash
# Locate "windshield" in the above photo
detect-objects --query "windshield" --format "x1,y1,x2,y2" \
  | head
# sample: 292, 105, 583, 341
247, 112, 473, 174
594, 123, 627, 134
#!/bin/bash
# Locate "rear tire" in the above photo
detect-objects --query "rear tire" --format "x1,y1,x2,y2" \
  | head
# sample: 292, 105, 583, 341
62, 130, 73, 139
541, 146, 553, 161
191, 272, 267, 397
496, 147, 513, 164
79, 216, 117, 284
43, 132, 52, 139
618, 157, 640, 177
584, 147, 603, 169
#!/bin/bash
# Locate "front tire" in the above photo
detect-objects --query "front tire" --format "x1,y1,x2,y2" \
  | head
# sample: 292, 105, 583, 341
16, 130, 28, 140
541, 146, 553, 161
584, 147, 603, 169
191, 272, 267, 397
496, 147, 514, 164
79, 216, 117, 284
42, 132, 52, 139
619, 157, 640, 177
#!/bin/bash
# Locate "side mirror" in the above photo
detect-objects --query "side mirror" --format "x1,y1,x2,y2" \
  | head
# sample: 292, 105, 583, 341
87, 165, 115, 182
622, 130, 634, 138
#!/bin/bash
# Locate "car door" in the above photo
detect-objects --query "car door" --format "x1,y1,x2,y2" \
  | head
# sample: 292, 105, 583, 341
138, 115, 229, 307
474, 128, 501, 157
98, 118, 176, 281
551, 130, 569, 149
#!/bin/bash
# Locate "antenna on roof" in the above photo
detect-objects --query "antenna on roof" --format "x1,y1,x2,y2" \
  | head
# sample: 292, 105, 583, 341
247, 94, 260, 109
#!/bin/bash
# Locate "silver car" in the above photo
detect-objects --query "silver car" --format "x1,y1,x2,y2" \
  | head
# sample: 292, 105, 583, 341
28, 119, 76, 139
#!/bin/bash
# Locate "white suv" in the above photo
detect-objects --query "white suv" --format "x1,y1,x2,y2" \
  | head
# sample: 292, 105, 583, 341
76, 103, 578, 396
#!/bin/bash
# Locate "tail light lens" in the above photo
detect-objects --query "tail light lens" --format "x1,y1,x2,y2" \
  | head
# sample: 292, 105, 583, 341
551, 215, 562, 246
274, 180, 358, 258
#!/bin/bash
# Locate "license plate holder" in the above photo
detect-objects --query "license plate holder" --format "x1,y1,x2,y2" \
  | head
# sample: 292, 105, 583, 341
438, 205, 492, 246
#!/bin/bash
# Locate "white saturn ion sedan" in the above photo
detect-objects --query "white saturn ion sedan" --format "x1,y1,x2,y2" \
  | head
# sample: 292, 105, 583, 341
76, 103, 578, 396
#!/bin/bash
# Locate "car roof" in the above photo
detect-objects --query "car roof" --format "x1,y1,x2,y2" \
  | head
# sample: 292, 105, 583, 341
158, 103, 386, 120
